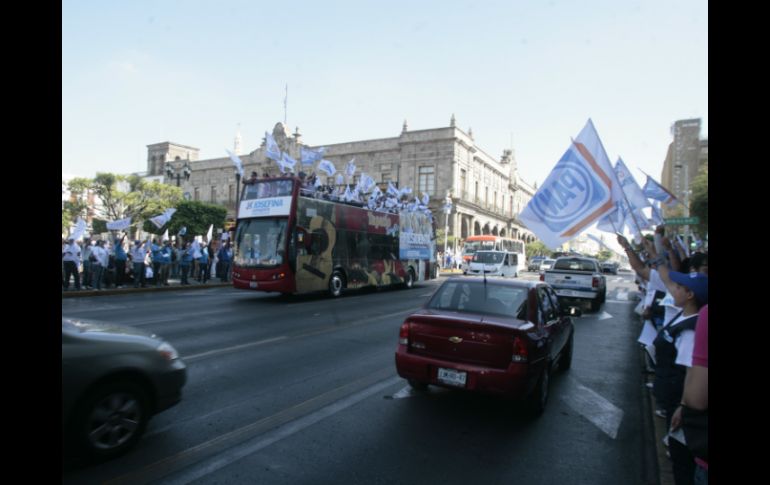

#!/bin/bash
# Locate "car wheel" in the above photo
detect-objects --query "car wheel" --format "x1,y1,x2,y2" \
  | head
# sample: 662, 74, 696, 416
407, 379, 427, 391
527, 364, 550, 416
73, 380, 150, 460
559, 333, 573, 372
328, 271, 344, 298
403, 269, 415, 289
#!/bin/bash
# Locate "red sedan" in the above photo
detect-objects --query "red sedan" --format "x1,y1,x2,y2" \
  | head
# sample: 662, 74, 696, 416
395, 277, 579, 414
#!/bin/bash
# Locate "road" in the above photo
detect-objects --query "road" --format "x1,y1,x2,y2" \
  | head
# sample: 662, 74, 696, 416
62, 271, 658, 485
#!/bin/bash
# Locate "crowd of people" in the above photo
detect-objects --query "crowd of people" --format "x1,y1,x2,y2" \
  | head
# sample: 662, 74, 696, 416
62, 236, 234, 291
619, 225, 708, 485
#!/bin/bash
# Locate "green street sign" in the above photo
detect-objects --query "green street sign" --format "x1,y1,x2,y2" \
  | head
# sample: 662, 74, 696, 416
664, 217, 700, 225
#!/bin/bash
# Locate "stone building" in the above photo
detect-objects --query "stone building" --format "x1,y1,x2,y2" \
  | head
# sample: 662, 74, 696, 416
148, 117, 538, 245
660, 118, 708, 216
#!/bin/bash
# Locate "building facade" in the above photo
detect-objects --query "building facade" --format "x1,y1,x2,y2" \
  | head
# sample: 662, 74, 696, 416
660, 118, 708, 215
149, 118, 538, 245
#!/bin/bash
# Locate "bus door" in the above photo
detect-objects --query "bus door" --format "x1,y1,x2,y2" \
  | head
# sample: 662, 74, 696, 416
295, 215, 336, 293
507, 252, 520, 277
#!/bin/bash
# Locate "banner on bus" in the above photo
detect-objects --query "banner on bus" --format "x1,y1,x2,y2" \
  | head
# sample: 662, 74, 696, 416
400, 232, 433, 260
238, 196, 292, 219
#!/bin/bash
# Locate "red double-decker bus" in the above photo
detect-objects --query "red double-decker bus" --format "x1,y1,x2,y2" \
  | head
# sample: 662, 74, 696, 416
231, 177, 438, 296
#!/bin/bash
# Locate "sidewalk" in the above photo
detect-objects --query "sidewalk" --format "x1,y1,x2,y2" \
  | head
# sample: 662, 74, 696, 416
62, 274, 230, 298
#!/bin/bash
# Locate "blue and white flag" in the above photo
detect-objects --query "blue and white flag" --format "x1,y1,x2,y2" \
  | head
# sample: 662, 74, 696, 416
399, 186, 413, 198
300, 146, 325, 166
335, 173, 344, 186
162, 229, 169, 242
106, 217, 132, 231
387, 182, 400, 197
150, 208, 177, 229
421, 193, 430, 206
649, 202, 664, 226
615, 158, 650, 210
520, 120, 618, 249
642, 173, 680, 207
226, 149, 244, 177
317, 159, 336, 177
596, 199, 629, 234
265, 132, 282, 161
206, 224, 213, 243
626, 208, 651, 237
358, 173, 376, 193
345, 158, 356, 178
178, 226, 187, 236
276, 152, 297, 173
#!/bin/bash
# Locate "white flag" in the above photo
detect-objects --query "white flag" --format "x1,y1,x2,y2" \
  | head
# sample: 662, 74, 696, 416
150, 208, 177, 229
206, 224, 213, 243
346, 158, 356, 178
226, 149, 244, 177
162, 229, 169, 242
106, 217, 132, 231
265, 132, 282, 160
71, 217, 87, 241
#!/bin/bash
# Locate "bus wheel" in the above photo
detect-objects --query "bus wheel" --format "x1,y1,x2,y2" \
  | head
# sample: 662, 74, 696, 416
404, 269, 415, 289
328, 271, 344, 298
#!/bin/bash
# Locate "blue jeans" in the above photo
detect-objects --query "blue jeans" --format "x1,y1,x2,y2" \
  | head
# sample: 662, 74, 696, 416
694, 464, 708, 485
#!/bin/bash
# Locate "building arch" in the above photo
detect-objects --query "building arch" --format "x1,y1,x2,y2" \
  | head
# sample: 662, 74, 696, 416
474, 221, 481, 236
499, 228, 506, 237
461, 218, 469, 239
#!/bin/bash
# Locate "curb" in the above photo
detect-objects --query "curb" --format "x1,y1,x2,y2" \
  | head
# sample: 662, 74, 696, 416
62, 282, 231, 298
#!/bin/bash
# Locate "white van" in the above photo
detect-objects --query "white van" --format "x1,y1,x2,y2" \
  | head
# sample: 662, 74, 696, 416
467, 250, 520, 278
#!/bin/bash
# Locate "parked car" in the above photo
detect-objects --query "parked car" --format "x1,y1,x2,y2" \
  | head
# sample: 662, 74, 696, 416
527, 256, 546, 272
62, 317, 187, 460
600, 261, 619, 275
395, 278, 579, 415
539, 259, 556, 272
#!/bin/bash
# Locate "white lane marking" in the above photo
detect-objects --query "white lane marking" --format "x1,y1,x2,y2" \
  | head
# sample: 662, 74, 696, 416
605, 300, 635, 305
392, 386, 417, 399
420, 292, 434, 297
185, 336, 288, 362
615, 290, 629, 301
161, 376, 402, 485
563, 380, 624, 439
598, 311, 614, 320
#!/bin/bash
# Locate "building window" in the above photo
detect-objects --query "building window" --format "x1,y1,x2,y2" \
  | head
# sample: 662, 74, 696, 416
475, 181, 479, 201
418, 166, 435, 195
194, 187, 200, 201
381, 163, 392, 172
460, 169, 467, 197
211, 186, 216, 202
382, 172, 393, 184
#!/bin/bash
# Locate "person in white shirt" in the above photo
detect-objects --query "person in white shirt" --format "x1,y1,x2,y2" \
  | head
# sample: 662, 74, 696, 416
62, 239, 82, 290
90, 240, 109, 290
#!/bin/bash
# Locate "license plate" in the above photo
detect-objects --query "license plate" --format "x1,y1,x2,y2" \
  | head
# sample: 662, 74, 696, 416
250, 281, 258, 288
556, 289, 577, 297
437, 368, 467, 387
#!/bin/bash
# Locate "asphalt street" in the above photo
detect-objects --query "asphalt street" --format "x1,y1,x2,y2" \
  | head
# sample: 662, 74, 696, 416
62, 271, 658, 485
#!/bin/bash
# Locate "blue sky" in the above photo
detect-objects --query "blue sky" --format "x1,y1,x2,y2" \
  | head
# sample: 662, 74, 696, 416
62, 0, 707, 189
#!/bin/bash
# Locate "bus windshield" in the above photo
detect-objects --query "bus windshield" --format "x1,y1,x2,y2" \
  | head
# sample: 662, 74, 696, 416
463, 240, 495, 255
472, 251, 505, 264
234, 217, 288, 267
242, 179, 294, 200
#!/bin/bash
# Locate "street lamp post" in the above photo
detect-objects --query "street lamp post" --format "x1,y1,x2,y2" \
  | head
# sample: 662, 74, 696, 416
675, 162, 691, 247
444, 192, 453, 267
235, 170, 241, 218
165, 161, 192, 187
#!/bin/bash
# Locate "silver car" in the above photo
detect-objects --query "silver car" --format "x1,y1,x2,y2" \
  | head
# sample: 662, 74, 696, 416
62, 318, 187, 460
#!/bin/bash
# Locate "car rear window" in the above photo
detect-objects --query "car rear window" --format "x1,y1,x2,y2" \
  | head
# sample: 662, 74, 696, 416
554, 258, 597, 271
428, 281, 528, 319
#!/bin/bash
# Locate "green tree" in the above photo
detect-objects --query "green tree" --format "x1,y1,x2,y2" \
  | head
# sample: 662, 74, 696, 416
690, 163, 708, 236
86, 173, 182, 236
153, 200, 227, 240
526, 241, 551, 259
596, 249, 613, 262
62, 177, 92, 234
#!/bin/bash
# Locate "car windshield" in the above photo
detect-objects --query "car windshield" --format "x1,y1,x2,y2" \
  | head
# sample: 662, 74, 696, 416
542, 259, 555, 266
472, 251, 505, 264
427, 281, 528, 319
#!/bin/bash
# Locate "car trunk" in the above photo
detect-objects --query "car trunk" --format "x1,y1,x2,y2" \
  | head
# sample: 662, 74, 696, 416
404, 310, 529, 369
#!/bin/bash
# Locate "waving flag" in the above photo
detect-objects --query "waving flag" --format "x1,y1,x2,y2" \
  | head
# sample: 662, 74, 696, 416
301, 146, 325, 166
345, 158, 356, 178
178, 226, 187, 236
520, 119, 618, 249
276, 152, 297, 173
226, 149, 244, 177
106, 217, 132, 231
642, 173, 680, 207
335, 173, 344, 186
162, 229, 169, 242
357, 173, 376, 193
150, 208, 177, 229
265, 132, 282, 160
596, 199, 629, 234
615, 158, 650, 210
71, 217, 87, 241
421, 193, 430, 206
206, 224, 213, 243
650, 202, 664, 225
399, 186, 413, 198
387, 182, 400, 197
317, 159, 336, 177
